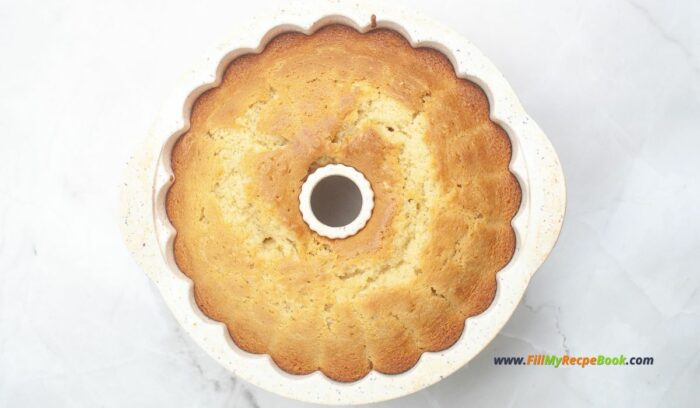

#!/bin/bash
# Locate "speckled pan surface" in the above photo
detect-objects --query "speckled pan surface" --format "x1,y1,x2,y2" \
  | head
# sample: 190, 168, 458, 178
120, 1, 565, 405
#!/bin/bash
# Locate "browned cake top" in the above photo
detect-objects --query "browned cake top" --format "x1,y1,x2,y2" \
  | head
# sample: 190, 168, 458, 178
166, 24, 521, 381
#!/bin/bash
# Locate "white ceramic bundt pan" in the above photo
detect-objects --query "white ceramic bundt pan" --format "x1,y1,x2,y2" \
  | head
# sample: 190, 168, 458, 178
120, 1, 566, 404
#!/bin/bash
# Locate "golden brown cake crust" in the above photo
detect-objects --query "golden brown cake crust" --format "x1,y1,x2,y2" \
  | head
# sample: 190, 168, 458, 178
166, 25, 521, 382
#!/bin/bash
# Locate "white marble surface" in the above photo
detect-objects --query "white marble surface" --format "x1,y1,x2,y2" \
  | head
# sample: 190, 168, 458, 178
0, 0, 698, 406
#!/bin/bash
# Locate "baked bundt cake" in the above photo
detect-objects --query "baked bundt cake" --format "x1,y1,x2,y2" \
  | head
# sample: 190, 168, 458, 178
166, 24, 521, 381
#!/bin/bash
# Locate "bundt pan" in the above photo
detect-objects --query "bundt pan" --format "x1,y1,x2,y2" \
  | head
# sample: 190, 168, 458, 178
120, 1, 565, 404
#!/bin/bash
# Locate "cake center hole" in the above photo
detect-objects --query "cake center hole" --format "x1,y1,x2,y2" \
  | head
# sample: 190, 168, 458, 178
310, 175, 363, 227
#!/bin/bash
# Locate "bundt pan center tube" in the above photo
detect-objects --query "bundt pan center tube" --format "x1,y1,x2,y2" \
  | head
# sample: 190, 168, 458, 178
120, 1, 566, 405
299, 164, 375, 240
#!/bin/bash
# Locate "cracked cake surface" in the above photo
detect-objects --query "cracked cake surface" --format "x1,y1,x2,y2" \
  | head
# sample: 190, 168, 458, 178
166, 24, 521, 382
